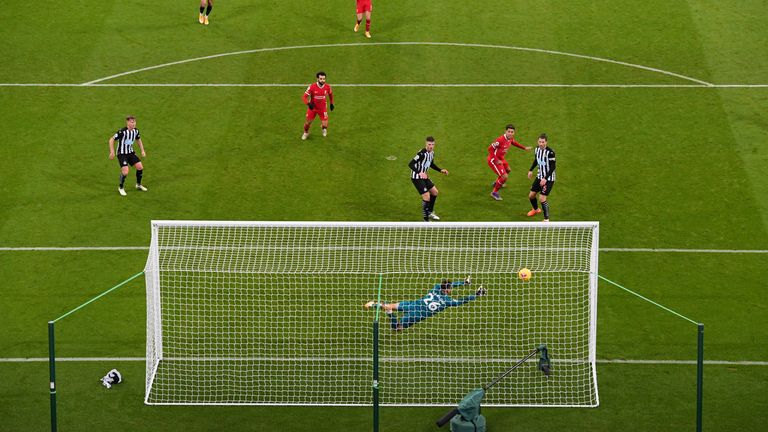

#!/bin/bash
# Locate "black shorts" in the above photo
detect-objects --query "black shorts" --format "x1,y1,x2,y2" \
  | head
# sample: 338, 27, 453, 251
530, 179, 555, 196
412, 178, 435, 195
117, 153, 141, 168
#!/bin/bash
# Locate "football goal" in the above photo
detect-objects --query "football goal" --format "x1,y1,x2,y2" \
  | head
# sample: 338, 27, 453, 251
144, 221, 599, 407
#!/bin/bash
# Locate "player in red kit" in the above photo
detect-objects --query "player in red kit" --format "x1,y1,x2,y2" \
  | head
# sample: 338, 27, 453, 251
198, 0, 213, 25
488, 124, 531, 200
354, 0, 373, 38
301, 71, 335, 140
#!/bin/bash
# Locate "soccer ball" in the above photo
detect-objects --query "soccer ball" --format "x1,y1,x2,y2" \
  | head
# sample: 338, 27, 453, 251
518, 268, 532, 281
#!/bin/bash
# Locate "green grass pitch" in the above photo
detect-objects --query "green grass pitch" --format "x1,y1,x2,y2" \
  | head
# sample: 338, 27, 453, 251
1, 0, 767, 430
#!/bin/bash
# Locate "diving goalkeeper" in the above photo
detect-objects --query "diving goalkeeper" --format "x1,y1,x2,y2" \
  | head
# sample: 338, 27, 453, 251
364, 277, 486, 331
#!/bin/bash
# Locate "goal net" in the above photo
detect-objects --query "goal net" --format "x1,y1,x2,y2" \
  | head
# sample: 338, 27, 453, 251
145, 221, 599, 407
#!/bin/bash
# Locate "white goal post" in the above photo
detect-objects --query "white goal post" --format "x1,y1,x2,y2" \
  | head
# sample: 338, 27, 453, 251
145, 221, 599, 407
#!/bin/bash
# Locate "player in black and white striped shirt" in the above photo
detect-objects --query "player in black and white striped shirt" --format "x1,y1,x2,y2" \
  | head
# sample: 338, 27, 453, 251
108, 116, 147, 196
527, 133, 556, 222
408, 136, 449, 221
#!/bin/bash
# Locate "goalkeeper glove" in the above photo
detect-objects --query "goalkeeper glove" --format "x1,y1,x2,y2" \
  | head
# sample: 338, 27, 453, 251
475, 285, 486, 296
307, 102, 315, 110
464, 276, 471, 285
330, 103, 335, 111
100, 369, 122, 389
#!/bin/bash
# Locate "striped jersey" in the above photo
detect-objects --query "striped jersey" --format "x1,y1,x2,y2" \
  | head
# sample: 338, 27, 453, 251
531, 146, 556, 181
408, 148, 443, 179
113, 127, 141, 155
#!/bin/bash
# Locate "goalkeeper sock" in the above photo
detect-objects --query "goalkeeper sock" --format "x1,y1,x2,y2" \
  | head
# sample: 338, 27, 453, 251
530, 198, 538, 210
542, 201, 550, 219
428, 195, 437, 213
365, 19, 371, 31
422, 200, 430, 221
119, 174, 126, 188
136, 169, 143, 185
206, 4, 213, 15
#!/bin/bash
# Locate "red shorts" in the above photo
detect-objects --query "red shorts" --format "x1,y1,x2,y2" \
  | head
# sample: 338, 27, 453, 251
488, 158, 509, 176
356, 0, 372, 14
306, 109, 329, 121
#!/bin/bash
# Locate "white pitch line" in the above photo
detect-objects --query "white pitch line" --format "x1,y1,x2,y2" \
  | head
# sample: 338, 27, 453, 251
710, 84, 768, 88
0, 357, 765, 366
2, 83, 768, 88
0, 246, 149, 251
78, 42, 714, 86
601, 248, 768, 253
1, 246, 766, 253
600, 359, 768, 366
0, 357, 144, 362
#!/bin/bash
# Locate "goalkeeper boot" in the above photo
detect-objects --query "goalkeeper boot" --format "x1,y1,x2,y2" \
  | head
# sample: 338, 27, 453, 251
118, 187, 127, 196
198, 13, 204, 24
526, 208, 542, 217
136, 184, 147, 192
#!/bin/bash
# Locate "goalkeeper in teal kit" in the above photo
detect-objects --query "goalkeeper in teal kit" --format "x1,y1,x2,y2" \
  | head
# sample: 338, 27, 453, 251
364, 277, 486, 331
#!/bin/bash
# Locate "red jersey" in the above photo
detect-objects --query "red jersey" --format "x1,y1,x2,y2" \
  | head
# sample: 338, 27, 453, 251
303, 82, 334, 111
488, 134, 525, 161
